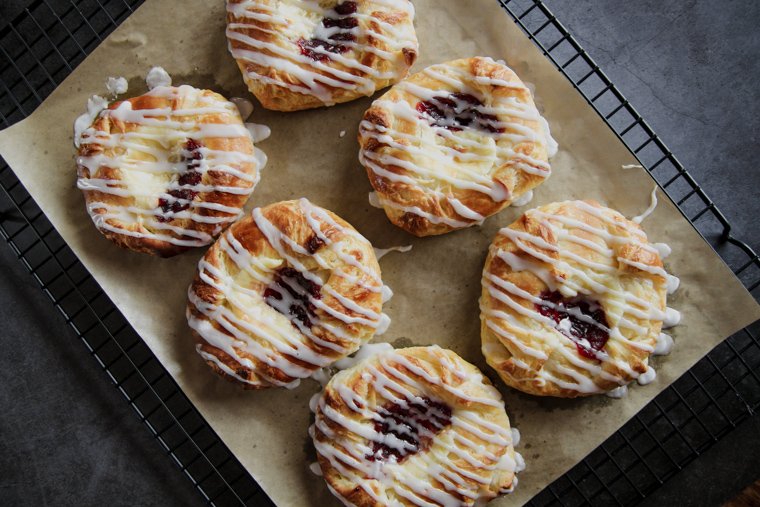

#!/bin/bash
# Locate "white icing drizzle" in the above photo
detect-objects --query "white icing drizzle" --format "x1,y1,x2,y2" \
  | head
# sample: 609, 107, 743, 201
73, 95, 109, 148
622, 164, 643, 170
76, 85, 263, 248
510, 190, 533, 207
333, 342, 394, 370
145, 66, 172, 89
510, 428, 521, 447
245, 123, 271, 143
653, 333, 674, 356
226, 0, 418, 104
654, 242, 672, 258
666, 274, 680, 294
359, 57, 555, 229
481, 201, 681, 397
605, 385, 628, 399
309, 462, 324, 476
105, 76, 128, 97
374, 244, 412, 261
312, 345, 521, 505
632, 185, 658, 224
637, 366, 657, 385
190, 199, 392, 387
539, 117, 558, 158
231, 96, 254, 120
368, 191, 382, 209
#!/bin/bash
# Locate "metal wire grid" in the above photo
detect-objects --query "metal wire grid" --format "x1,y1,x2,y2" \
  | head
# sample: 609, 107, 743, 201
0, 1, 272, 505
495, 0, 760, 505
0, 0, 757, 506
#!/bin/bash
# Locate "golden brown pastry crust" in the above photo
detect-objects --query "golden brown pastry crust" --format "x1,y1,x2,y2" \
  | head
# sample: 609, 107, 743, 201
188, 199, 387, 389
313, 345, 521, 506
76, 85, 260, 257
480, 200, 673, 398
358, 57, 554, 237
226, 0, 418, 111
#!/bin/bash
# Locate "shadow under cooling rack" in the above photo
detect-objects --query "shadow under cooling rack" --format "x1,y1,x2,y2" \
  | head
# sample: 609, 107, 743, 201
1, 0, 759, 506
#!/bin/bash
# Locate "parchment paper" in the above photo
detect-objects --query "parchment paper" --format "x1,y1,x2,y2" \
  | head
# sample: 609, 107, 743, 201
1, 1, 758, 505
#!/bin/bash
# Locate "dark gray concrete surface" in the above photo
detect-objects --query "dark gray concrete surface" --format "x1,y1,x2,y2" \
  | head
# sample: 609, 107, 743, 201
0, 0, 758, 506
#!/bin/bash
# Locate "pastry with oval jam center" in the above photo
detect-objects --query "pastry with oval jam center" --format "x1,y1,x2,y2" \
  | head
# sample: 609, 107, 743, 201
480, 200, 680, 398
226, 0, 418, 111
187, 199, 390, 389
359, 56, 557, 237
75, 84, 262, 257
312, 345, 523, 506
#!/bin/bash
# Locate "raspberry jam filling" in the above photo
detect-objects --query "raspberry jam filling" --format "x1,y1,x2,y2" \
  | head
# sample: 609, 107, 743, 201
536, 291, 610, 360
366, 397, 452, 463
264, 267, 322, 328
157, 138, 203, 222
298, 1, 358, 62
416, 93, 503, 134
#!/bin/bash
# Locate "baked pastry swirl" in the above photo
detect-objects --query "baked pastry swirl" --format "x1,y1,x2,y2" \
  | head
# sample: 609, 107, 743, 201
312, 345, 523, 506
358, 57, 556, 237
226, 0, 418, 111
76, 85, 263, 257
188, 198, 390, 389
480, 200, 681, 398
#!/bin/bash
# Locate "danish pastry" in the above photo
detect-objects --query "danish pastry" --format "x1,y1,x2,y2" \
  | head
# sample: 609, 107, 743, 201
312, 345, 523, 506
187, 198, 390, 389
76, 85, 262, 257
226, 0, 418, 111
480, 200, 680, 398
358, 57, 556, 237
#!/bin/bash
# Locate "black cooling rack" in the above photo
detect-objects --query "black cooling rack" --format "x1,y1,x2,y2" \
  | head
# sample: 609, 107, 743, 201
0, 0, 758, 506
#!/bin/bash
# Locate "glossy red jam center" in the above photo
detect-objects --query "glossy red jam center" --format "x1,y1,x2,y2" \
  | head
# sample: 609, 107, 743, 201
157, 138, 203, 221
366, 397, 452, 463
298, 1, 358, 62
536, 291, 609, 360
416, 93, 503, 134
264, 267, 322, 328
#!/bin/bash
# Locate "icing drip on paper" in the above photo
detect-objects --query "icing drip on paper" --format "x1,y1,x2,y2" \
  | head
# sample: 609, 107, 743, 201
606, 385, 628, 399
312, 345, 521, 505
76, 84, 263, 248
510, 190, 533, 207
653, 333, 674, 356
374, 244, 412, 261
73, 95, 109, 148
333, 342, 394, 370
309, 462, 323, 476
226, 0, 417, 104
359, 57, 556, 228
368, 191, 382, 209
622, 164, 643, 170
245, 123, 271, 143
481, 201, 681, 396
637, 366, 657, 385
633, 185, 658, 224
189, 198, 392, 387
231, 96, 254, 120
105, 76, 128, 97
145, 66, 172, 89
